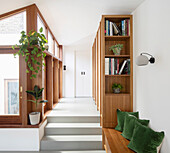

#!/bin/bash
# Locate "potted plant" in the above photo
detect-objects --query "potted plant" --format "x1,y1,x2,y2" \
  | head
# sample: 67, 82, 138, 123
112, 83, 123, 93
109, 44, 123, 55
26, 85, 48, 125
12, 27, 48, 79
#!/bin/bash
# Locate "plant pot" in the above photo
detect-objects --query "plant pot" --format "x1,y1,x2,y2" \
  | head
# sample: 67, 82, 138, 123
113, 88, 121, 94
113, 48, 121, 55
29, 112, 40, 125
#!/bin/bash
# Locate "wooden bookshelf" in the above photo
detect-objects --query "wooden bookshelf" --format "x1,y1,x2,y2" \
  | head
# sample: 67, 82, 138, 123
92, 15, 133, 129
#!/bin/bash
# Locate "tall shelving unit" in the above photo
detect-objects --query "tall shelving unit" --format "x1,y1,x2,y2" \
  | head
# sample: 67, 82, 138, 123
92, 15, 133, 128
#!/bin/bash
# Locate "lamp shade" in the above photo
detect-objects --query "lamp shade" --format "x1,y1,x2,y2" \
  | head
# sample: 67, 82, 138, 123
136, 55, 149, 66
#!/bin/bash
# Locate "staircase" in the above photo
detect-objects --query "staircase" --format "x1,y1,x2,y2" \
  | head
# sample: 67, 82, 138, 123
40, 98, 105, 153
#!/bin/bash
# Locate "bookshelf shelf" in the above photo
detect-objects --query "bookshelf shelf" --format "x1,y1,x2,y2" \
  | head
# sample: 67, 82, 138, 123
105, 55, 130, 58
105, 93, 130, 96
105, 36, 130, 41
105, 75, 130, 77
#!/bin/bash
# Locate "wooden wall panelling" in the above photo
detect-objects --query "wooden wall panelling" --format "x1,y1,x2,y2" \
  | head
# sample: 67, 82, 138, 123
59, 61, 63, 98
104, 94, 131, 127
46, 56, 53, 110
26, 5, 43, 123
94, 38, 96, 103
96, 31, 99, 110
100, 16, 105, 127
92, 44, 94, 98
130, 16, 133, 111
59, 45, 63, 61
53, 59, 59, 103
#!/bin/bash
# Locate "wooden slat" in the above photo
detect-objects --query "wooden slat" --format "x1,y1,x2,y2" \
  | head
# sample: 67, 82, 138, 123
53, 59, 59, 103
46, 56, 53, 110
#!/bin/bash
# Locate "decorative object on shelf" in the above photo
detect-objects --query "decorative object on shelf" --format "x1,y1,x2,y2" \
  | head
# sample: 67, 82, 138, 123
112, 83, 123, 93
109, 44, 123, 55
136, 53, 155, 66
26, 85, 48, 125
12, 27, 48, 79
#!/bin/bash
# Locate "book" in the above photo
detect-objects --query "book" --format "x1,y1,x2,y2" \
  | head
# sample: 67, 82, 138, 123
105, 58, 109, 75
113, 23, 121, 35
109, 58, 111, 75
108, 21, 110, 36
111, 58, 114, 75
119, 60, 127, 74
117, 59, 119, 74
106, 20, 109, 36
128, 19, 130, 36
121, 20, 125, 36
110, 22, 113, 36
127, 59, 130, 74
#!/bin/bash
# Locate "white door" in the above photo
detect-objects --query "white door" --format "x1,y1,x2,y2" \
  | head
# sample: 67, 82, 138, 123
76, 51, 91, 97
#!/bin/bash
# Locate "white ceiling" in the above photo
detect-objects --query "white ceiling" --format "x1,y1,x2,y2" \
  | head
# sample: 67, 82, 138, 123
0, 0, 144, 46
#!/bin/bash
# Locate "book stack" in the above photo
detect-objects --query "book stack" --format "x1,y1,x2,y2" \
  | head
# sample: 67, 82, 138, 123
121, 19, 130, 36
105, 58, 130, 75
105, 19, 130, 36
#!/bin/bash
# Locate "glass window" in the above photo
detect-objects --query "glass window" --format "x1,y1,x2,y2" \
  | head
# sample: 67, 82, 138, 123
48, 31, 54, 54
0, 54, 19, 115
0, 11, 26, 45
55, 42, 59, 57
37, 15, 46, 36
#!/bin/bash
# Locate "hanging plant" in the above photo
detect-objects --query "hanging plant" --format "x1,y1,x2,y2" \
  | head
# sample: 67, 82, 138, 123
12, 27, 48, 79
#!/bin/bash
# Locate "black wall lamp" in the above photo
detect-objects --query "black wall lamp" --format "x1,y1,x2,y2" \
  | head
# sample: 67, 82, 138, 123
136, 53, 155, 66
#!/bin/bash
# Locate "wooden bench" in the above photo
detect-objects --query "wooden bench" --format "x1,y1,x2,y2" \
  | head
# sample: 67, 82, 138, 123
103, 128, 135, 153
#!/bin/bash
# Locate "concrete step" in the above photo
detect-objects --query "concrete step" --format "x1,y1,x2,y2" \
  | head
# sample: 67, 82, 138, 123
10, 151, 106, 153
41, 135, 103, 151
47, 116, 100, 123
45, 123, 102, 135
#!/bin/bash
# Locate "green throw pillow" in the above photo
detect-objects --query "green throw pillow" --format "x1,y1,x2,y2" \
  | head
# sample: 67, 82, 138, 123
115, 109, 139, 132
121, 114, 150, 140
128, 122, 165, 153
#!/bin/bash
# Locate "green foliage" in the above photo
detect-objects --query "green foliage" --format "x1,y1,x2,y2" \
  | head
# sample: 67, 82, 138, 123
112, 83, 123, 90
26, 85, 48, 112
109, 44, 123, 54
12, 27, 48, 79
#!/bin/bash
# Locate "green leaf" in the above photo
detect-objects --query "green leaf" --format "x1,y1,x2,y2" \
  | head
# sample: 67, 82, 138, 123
37, 62, 41, 65
27, 100, 36, 103
39, 27, 43, 33
35, 70, 38, 73
26, 69, 29, 73
37, 53, 42, 57
32, 74, 36, 78
12, 46, 15, 50
30, 67, 34, 71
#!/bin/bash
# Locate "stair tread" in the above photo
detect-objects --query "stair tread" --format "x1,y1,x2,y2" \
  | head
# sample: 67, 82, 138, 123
46, 123, 101, 128
42, 135, 102, 141
35, 151, 106, 153
47, 114, 100, 117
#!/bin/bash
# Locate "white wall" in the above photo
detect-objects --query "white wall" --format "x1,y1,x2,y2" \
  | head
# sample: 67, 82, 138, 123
0, 120, 47, 151
63, 35, 93, 97
133, 0, 170, 152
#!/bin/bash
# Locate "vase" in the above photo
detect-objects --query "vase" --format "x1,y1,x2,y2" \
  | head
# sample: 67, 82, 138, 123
114, 48, 121, 55
113, 88, 120, 94
29, 112, 40, 125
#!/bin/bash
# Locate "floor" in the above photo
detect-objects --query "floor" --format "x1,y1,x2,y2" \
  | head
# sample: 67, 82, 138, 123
1, 98, 104, 153
48, 98, 100, 117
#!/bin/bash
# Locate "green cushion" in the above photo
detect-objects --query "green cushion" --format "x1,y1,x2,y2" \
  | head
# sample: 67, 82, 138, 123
121, 114, 150, 140
128, 122, 165, 153
115, 109, 139, 132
